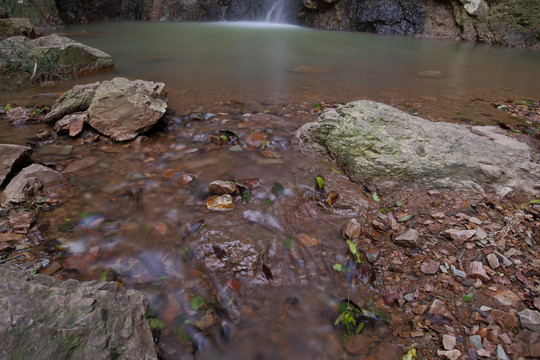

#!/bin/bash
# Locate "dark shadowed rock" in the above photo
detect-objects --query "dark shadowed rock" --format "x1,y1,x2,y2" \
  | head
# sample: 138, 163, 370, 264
0, 0, 61, 27
2, 164, 66, 205
87, 77, 167, 141
297, 100, 540, 196
0, 144, 32, 186
0, 34, 113, 88
0, 265, 156, 360
0, 18, 41, 39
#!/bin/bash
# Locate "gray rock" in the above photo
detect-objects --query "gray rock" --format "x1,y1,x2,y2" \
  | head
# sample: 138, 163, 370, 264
393, 228, 420, 248
44, 82, 99, 123
0, 144, 32, 186
0, 34, 113, 88
0, 18, 41, 39
451, 266, 467, 278
0, 264, 156, 360
469, 334, 483, 350
297, 101, 540, 196
518, 309, 540, 332
87, 77, 167, 141
487, 253, 500, 269
496, 344, 509, 360
2, 164, 66, 205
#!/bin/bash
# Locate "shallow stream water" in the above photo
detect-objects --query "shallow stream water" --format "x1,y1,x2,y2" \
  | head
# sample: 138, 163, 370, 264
1, 22, 540, 359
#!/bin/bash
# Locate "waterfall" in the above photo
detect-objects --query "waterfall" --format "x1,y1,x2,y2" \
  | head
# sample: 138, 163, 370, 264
264, 0, 286, 23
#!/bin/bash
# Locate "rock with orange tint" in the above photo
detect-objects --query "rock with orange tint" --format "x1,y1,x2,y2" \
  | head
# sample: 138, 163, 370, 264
206, 194, 234, 211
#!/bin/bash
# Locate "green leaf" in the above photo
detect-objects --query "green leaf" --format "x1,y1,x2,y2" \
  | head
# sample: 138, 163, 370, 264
190, 295, 205, 310
529, 199, 540, 204
271, 182, 284, 197
346, 240, 357, 255
99, 270, 110, 282
266, 198, 273, 205
148, 317, 166, 330
330, 168, 341, 175
497, 105, 507, 110
395, 201, 403, 207
220, 135, 228, 141
463, 293, 474, 302
4, 104, 12, 111
315, 176, 325, 190
332, 264, 343, 272
372, 192, 380, 202
398, 214, 414, 222
263, 109, 270, 114
284, 237, 292, 250
240, 189, 252, 204
401, 347, 417, 360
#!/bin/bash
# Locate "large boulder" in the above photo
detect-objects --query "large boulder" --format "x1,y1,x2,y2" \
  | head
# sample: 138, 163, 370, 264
0, 34, 113, 88
87, 77, 167, 141
1, 164, 66, 205
296, 100, 540, 196
46, 77, 168, 142
0, 18, 41, 39
0, 144, 32, 187
0, 265, 156, 360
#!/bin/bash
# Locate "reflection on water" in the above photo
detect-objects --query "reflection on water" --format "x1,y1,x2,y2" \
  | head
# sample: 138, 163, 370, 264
1, 22, 540, 359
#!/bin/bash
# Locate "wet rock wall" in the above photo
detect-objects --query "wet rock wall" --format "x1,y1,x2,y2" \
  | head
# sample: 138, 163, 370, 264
0, 0, 538, 48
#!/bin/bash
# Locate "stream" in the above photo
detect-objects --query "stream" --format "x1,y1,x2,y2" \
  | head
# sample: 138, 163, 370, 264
1, 21, 540, 359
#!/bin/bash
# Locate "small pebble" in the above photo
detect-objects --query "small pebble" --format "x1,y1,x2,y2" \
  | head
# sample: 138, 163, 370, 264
487, 253, 500, 269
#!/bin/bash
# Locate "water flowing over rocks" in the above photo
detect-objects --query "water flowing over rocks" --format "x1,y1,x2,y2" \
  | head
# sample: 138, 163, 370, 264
0, 34, 113, 88
0, 265, 156, 360
296, 100, 540, 196
46, 77, 168, 141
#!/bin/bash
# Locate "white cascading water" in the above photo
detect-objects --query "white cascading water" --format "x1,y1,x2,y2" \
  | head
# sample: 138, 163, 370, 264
264, 0, 286, 23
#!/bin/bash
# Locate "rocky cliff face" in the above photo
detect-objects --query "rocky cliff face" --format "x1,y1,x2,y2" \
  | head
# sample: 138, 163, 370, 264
0, 0, 538, 48
298, 0, 540, 48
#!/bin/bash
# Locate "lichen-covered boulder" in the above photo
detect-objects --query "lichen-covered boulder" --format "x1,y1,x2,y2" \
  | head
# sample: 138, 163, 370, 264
0, 34, 113, 88
0, 265, 156, 360
296, 100, 540, 196
44, 82, 99, 123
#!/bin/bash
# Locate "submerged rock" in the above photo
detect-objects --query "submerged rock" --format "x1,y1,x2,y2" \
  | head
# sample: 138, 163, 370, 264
2, 164, 66, 205
297, 100, 540, 196
0, 34, 113, 88
0, 265, 156, 360
0, 144, 32, 186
